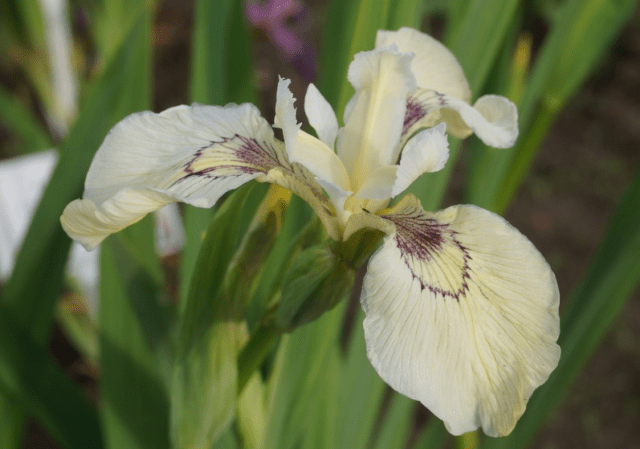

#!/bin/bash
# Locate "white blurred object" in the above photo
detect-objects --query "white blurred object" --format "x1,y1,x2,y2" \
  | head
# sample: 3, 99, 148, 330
155, 202, 186, 258
0, 150, 63, 281
0, 150, 185, 316
40, 0, 78, 135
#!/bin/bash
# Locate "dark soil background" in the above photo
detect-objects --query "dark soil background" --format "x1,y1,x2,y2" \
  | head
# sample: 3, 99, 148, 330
506, 14, 640, 449
8, 0, 640, 448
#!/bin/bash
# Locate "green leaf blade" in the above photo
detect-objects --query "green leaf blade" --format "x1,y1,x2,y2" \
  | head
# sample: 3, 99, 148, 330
100, 228, 171, 449
0, 305, 103, 449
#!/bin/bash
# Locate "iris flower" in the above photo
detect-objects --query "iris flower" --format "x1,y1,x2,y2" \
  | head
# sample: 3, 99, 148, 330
61, 28, 560, 437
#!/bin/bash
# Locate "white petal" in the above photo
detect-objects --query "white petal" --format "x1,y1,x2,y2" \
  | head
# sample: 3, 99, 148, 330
377, 29, 519, 149
294, 131, 352, 190
61, 189, 173, 250
336, 47, 416, 191
273, 77, 300, 160
392, 123, 449, 197
361, 196, 560, 436
342, 94, 357, 125
314, 176, 353, 226
266, 167, 342, 241
403, 90, 518, 148
376, 28, 471, 102
64, 102, 333, 249
304, 83, 339, 149
355, 124, 449, 201
354, 166, 397, 200
275, 78, 351, 191
444, 94, 519, 148
470, 95, 519, 147
85, 103, 274, 207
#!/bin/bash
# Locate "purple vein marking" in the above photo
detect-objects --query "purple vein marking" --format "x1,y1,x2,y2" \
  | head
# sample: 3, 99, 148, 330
171, 133, 332, 212
403, 96, 427, 136
181, 134, 281, 180
383, 209, 472, 301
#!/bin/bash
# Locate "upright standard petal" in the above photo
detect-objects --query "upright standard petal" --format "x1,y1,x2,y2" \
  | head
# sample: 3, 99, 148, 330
376, 27, 471, 102
336, 47, 416, 190
304, 83, 339, 150
353, 123, 449, 201
62, 103, 337, 249
274, 78, 351, 192
360, 195, 560, 436
377, 28, 518, 149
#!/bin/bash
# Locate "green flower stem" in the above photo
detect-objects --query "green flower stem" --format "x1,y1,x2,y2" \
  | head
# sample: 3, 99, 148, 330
236, 219, 384, 395
237, 324, 283, 394
331, 228, 386, 270
456, 431, 479, 449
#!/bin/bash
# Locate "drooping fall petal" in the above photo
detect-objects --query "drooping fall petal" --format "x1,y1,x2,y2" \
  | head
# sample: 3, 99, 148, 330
61, 103, 336, 249
404, 89, 519, 148
360, 195, 560, 436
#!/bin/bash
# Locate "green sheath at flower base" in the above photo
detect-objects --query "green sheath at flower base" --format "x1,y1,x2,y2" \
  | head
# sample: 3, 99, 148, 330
275, 243, 355, 331
60, 27, 559, 436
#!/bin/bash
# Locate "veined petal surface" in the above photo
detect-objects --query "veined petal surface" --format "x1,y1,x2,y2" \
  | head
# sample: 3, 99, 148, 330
62, 103, 335, 249
402, 90, 518, 149
336, 47, 416, 190
360, 196, 560, 436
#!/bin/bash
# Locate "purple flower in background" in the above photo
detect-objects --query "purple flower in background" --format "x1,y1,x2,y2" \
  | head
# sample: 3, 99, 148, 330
246, 0, 317, 81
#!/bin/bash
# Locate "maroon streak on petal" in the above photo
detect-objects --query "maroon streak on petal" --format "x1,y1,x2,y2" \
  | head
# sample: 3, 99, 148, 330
402, 95, 427, 136
382, 209, 472, 301
174, 133, 329, 210
181, 134, 283, 178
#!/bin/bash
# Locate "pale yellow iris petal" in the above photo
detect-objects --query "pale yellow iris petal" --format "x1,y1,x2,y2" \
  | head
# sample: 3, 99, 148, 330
392, 123, 449, 197
377, 28, 518, 149
360, 195, 560, 437
343, 210, 395, 242
376, 27, 471, 102
61, 189, 173, 251
304, 83, 339, 149
336, 47, 416, 190
62, 102, 336, 249
402, 89, 519, 149
353, 124, 448, 201
274, 78, 351, 192
354, 166, 397, 200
